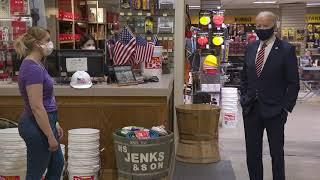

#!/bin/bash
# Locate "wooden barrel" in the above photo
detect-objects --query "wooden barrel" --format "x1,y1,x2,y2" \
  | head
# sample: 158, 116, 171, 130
113, 131, 174, 180
176, 139, 220, 163
176, 104, 220, 164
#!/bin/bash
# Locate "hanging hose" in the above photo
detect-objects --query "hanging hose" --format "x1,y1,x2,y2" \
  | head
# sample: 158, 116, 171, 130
0, 117, 18, 129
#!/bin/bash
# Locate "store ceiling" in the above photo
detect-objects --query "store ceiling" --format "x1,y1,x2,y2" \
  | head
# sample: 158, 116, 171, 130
222, 0, 319, 9
187, 0, 320, 9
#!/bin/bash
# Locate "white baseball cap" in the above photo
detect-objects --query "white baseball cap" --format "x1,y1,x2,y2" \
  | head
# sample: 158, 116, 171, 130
70, 71, 92, 89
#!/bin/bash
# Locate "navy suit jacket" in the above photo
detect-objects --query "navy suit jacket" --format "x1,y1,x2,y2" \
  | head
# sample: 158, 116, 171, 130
240, 38, 300, 118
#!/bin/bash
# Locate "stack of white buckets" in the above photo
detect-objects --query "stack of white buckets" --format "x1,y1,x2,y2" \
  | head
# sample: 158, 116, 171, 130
68, 128, 100, 179
0, 128, 27, 179
221, 87, 239, 128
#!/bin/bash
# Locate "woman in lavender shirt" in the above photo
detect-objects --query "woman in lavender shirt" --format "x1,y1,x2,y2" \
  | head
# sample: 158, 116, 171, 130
14, 27, 64, 179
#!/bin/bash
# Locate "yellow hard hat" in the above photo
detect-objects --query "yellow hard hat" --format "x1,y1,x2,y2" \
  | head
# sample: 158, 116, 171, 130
200, 16, 211, 26
212, 36, 224, 46
204, 55, 218, 67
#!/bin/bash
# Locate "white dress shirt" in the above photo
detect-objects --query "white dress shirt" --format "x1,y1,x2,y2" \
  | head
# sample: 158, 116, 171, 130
255, 35, 276, 70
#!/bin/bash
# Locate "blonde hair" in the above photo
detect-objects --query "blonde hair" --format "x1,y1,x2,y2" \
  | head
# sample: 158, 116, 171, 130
14, 27, 49, 58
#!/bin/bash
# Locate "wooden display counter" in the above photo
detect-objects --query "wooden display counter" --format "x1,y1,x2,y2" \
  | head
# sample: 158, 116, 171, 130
0, 74, 174, 179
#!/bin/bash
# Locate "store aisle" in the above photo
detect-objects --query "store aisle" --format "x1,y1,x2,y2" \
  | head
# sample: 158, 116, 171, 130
173, 100, 320, 180
219, 100, 320, 180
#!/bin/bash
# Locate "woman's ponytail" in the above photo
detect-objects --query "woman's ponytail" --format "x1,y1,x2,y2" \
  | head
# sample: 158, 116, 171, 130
14, 34, 27, 58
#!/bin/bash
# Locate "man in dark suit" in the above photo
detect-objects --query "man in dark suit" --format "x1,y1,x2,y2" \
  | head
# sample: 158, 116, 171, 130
240, 11, 300, 180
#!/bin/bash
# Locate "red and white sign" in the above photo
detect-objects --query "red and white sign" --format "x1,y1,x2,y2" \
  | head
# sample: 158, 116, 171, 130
145, 56, 162, 69
0, 176, 20, 180
224, 113, 236, 121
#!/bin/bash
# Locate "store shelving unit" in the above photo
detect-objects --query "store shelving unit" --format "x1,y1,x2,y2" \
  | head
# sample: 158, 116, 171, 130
118, 7, 175, 62
56, 0, 107, 49
0, 0, 32, 81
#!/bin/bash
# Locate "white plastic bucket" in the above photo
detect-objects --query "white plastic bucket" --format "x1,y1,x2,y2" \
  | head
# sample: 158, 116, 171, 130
0, 128, 19, 134
68, 144, 99, 151
68, 164, 100, 172
68, 168, 99, 180
68, 128, 100, 136
0, 156, 26, 162
68, 142, 99, 148
68, 151, 99, 159
221, 101, 238, 106
222, 105, 238, 109
69, 158, 100, 167
0, 153, 26, 159
68, 137, 100, 143
0, 161, 26, 169
0, 137, 24, 141
221, 111, 238, 128
221, 93, 238, 98
0, 147, 26, 152
221, 87, 238, 93
0, 144, 26, 149
68, 148, 100, 155
0, 170, 26, 180
142, 46, 163, 77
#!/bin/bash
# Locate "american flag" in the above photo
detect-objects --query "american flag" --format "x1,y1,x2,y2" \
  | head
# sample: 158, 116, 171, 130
106, 41, 115, 60
133, 35, 154, 64
113, 27, 136, 65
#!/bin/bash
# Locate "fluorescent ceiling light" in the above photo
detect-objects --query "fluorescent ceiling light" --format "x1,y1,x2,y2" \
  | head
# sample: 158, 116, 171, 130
253, 1, 277, 4
307, 3, 320, 7
189, 5, 201, 9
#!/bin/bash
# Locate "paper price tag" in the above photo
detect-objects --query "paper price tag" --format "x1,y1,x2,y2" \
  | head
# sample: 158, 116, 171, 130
147, 13, 151, 16
147, 37, 152, 41
168, 49, 173, 52
169, 37, 173, 40
163, 37, 168, 40
158, 37, 163, 40
163, 13, 168, 17
66, 57, 88, 72
0, 70, 3, 74
128, 12, 132, 16
120, 12, 125, 16
206, 44, 210, 49
15, 71, 19, 76
138, 12, 143, 16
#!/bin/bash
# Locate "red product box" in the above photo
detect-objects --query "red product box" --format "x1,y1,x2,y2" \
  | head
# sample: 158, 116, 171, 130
10, 0, 25, 16
74, 34, 81, 41
11, 21, 27, 40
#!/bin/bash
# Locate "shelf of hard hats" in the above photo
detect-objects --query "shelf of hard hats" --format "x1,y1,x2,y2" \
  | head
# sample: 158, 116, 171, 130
0, 73, 174, 180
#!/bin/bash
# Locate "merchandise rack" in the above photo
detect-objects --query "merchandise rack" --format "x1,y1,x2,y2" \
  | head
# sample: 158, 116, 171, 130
184, 8, 228, 105
56, 0, 107, 49
118, 7, 175, 62
0, 0, 32, 81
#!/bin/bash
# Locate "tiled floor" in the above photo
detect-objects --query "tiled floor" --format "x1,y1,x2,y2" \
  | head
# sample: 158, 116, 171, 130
174, 95, 320, 180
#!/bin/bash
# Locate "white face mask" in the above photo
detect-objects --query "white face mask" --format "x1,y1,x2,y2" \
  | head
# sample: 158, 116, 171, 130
40, 41, 54, 56
83, 46, 96, 50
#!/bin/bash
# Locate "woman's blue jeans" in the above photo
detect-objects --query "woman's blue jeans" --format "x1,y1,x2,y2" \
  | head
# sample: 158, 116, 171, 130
18, 111, 64, 180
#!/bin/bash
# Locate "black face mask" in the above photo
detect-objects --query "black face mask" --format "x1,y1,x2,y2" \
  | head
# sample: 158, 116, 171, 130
256, 27, 274, 41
